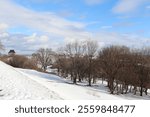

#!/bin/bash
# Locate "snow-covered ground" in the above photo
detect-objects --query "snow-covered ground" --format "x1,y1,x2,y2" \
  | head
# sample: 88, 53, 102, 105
0, 61, 61, 100
0, 61, 150, 100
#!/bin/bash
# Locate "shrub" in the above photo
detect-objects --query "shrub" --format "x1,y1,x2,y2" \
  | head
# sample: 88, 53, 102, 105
5, 55, 38, 70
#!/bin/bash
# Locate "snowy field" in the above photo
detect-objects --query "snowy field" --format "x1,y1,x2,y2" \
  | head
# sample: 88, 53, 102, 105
0, 61, 150, 100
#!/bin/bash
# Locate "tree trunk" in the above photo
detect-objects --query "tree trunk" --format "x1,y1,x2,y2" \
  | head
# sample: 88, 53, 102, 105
134, 86, 137, 95
73, 76, 77, 84
144, 88, 148, 95
125, 85, 128, 94
140, 85, 143, 96
93, 78, 96, 84
88, 77, 92, 86
110, 78, 114, 94
129, 85, 132, 93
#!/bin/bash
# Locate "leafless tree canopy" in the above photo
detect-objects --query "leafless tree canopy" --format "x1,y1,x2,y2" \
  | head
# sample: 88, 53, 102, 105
33, 48, 54, 71
53, 42, 150, 96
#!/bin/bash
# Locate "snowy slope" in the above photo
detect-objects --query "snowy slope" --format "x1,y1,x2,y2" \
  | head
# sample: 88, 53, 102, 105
19, 69, 150, 100
18, 69, 123, 100
0, 61, 61, 99
0, 61, 150, 100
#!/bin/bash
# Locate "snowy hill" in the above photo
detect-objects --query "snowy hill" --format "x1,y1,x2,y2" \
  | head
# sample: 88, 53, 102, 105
0, 61, 61, 100
0, 61, 150, 100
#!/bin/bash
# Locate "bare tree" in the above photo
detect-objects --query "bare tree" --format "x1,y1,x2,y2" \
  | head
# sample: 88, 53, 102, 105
98, 46, 129, 94
131, 50, 150, 96
116, 52, 137, 94
64, 41, 85, 84
84, 40, 98, 86
33, 48, 54, 71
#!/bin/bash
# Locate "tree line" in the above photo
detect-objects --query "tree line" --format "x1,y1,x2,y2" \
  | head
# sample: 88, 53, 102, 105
0, 40, 150, 96
52, 41, 150, 96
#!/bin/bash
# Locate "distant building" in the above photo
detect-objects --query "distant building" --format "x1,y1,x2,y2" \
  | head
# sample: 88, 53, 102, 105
8, 50, 15, 56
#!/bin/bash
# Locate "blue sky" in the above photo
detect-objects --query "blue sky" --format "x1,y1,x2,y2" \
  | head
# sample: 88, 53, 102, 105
0, 0, 150, 54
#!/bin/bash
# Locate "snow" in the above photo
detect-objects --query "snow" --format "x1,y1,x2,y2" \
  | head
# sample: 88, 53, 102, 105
0, 61, 150, 100
0, 61, 61, 99
18, 69, 122, 100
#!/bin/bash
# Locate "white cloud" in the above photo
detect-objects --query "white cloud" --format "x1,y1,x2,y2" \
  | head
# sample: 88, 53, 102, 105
0, 0, 93, 53
84, 0, 103, 5
0, 32, 9, 38
0, 0, 89, 38
24, 33, 37, 43
112, 0, 149, 14
64, 31, 150, 50
0, 32, 60, 54
39, 35, 49, 42
0, 23, 9, 32
1, 30, 149, 54
24, 33, 49, 44
94, 31, 150, 48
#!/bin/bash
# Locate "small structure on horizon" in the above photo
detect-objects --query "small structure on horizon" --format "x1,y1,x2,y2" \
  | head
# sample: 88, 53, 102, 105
8, 50, 16, 56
